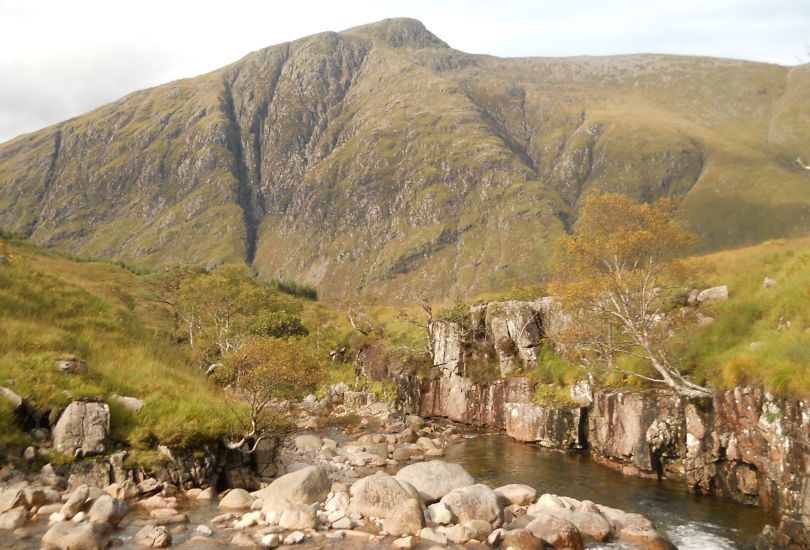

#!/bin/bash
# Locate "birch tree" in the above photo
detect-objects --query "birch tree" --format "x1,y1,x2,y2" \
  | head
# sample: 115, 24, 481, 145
550, 194, 711, 398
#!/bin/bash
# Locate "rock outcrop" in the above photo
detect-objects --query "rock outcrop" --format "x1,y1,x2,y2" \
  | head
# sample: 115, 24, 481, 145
52, 401, 110, 457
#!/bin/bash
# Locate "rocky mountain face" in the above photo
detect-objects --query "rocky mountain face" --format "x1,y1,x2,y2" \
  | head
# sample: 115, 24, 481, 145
1, 18, 809, 302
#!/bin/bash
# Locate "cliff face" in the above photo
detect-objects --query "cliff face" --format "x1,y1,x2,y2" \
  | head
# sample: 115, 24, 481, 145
2, 19, 810, 302
407, 298, 810, 527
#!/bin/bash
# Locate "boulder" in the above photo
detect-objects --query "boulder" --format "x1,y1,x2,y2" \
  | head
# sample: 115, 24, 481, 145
697, 285, 729, 303
348, 471, 412, 518
485, 300, 543, 375
42, 521, 113, 550
418, 526, 448, 545
395, 460, 475, 502
494, 484, 537, 506
465, 518, 494, 540
540, 507, 612, 543
526, 514, 584, 550
55, 358, 88, 375
0, 386, 22, 409
382, 498, 424, 536
197, 487, 216, 500
283, 531, 306, 545
0, 488, 23, 513
416, 437, 437, 451
111, 395, 145, 413
0, 506, 26, 530
52, 402, 109, 456
219, 488, 254, 510
427, 502, 452, 524
87, 495, 128, 526
445, 523, 476, 544
293, 434, 323, 454
501, 529, 544, 550
279, 503, 317, 530
60, 485, 90, 519
254, 465, 330, 513
133, 525, 172, 547
439, 483, 503, 528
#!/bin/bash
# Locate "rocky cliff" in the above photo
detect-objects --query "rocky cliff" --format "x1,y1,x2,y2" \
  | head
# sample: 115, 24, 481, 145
401, 297, 810, 529
2, 19, 810, 302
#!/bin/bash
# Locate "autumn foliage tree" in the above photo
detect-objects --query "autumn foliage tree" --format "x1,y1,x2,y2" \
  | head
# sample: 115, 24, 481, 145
549, 194, 710, 398
215, 337, 325, 451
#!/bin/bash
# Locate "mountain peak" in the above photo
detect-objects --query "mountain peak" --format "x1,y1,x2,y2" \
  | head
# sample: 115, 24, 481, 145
343, 18, 448, 49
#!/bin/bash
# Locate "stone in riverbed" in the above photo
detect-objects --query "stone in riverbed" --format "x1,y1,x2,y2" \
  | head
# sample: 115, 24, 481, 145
0, 489, 23, 513
60, 485, 89, 519
279, 502, 317, 530
42, 521, 113, 550
500, 528, 544, 550
494, 483, 537, 506
427, 502, 452, 524
418, 526, 448, 545
87, 495, 128, 526
349, 471, 412, 518
382, 498, 424, 536
253, 465, 330, 513
218, 488, 254, 510
293, 434, 323, 454
525, 514, 584, 550
133, 525, 172, 547
395, 460, 474, 503
0, 506, 26, 530
439, 483, 504, 528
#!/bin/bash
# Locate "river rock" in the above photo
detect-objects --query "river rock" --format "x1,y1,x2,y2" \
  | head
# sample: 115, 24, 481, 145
439, 483, 503, 528
60, 485, 90, 519
254, 465, 330, 513
0, 488, 23, 513
542, 507, 612, 542
294, 434, 323, 454
526, 514, 584, 550
52, 402, 110, 456
395, 460, 475, 502
418, 526, 448, 545
382, 498, 424, 536
219, 488, 254, 510
42, 521, 113, 550
0, 506, 26, 530
133, 525, 172, 547
494, 484, 537, 506
427, 502, 452, 524
197, 487, 216, 500
349, 471, 412, 518
279, 503, 317, 529
230, 533, 258, 547
501, 528, 544, 550
87, 495, 128, 526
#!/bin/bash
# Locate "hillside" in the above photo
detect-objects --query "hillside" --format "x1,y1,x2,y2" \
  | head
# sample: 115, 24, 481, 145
1, 18, 808, 303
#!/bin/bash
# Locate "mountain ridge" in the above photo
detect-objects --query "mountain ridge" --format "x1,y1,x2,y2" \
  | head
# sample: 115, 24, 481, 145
1, 18, 808, 303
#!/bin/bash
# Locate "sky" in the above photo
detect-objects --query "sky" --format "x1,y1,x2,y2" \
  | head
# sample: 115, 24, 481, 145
1, 0, 808, 143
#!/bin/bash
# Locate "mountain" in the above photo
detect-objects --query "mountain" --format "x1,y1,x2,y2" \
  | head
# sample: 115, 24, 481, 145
1, 18, 809, 303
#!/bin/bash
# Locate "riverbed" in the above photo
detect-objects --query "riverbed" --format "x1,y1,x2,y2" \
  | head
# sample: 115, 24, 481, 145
444, 432, 772, 549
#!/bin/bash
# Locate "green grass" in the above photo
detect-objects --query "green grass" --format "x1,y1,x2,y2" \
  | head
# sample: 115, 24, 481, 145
0, 239, 240, 452
677, 237, 810, 398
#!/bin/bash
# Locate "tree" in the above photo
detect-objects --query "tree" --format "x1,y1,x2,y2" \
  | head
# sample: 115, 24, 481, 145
215, 337, 325, 452
549, 193, 710, 398
177, 264, 266, 352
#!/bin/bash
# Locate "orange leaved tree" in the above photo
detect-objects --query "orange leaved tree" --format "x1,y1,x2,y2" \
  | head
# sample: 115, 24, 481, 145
549, 194, 710, 398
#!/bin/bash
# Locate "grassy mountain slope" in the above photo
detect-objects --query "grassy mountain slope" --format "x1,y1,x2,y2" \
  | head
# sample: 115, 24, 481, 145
0, 18, 808, 304
0, 239, 238, 451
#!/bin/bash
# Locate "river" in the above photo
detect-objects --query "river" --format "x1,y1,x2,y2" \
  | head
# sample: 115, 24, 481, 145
444, 432, 772, 549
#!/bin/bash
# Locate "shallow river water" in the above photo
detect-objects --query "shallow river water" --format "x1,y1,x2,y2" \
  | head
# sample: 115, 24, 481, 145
444, 433, 772, 549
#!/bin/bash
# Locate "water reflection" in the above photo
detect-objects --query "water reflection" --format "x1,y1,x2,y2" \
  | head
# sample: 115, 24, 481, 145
444, 433, 771, 548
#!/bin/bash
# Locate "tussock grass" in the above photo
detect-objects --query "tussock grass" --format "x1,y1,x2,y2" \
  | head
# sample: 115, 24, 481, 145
0, 240, 238, 450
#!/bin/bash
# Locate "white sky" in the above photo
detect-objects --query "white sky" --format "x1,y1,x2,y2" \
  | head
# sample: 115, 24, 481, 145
1, 0, 808, 143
